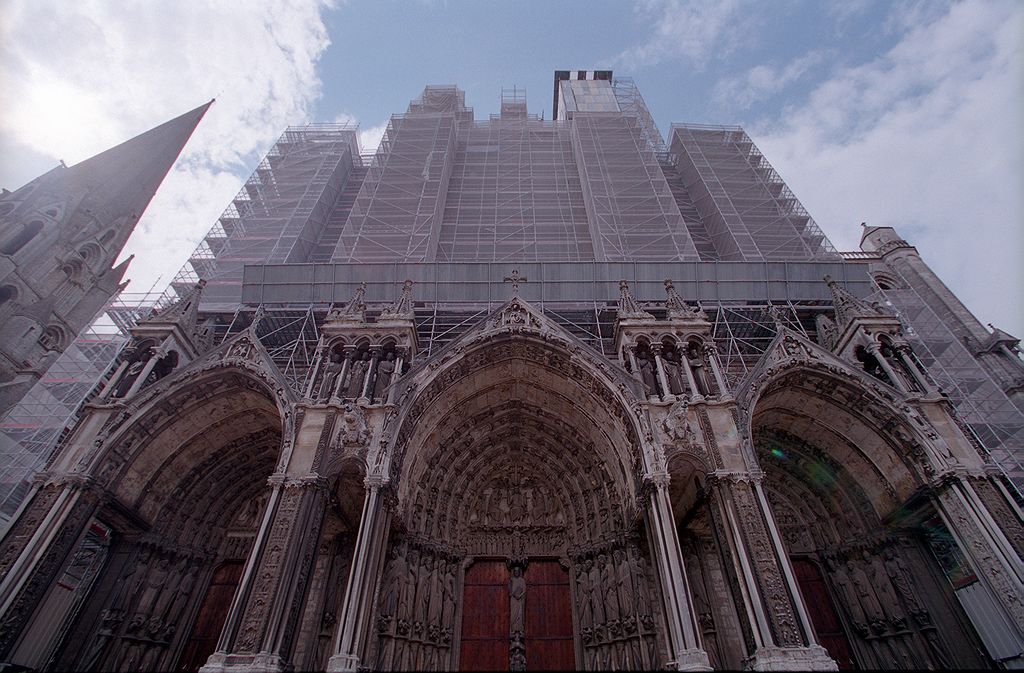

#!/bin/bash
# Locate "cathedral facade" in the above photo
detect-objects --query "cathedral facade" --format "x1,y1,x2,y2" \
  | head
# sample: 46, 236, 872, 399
0, 72, 1022, 672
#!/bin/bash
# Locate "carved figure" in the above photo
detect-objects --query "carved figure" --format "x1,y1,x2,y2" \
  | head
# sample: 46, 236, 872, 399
662, 399, 695, 445
661, 347, 686, 395
372, 351, 396, 401
883, 548, 924, 615
337, 403, 370, 448
588, 558, 605, 625
510, 565, 526, 634
629, 551, 650, 618
319, 349, 345, 399
600, 553, 620, 623
687, 342, 711, 396
614, 549, 633, 616
380, 545, 408, 617
577, 562, 594, 628
847, 559, 886, 627
637, 350, 658, 396
137, 557, 171, 617
113, 357, 147, 398
344, 351, 370, 398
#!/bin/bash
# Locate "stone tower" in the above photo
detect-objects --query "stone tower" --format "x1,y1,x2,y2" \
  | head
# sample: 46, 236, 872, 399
0, 102, 211, 415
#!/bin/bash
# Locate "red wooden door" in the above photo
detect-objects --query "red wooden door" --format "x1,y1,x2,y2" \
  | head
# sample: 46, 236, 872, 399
460, 561, 510, 671
524, 561, 575, 671
176, 562, 244, 672
792, 558, 857, 670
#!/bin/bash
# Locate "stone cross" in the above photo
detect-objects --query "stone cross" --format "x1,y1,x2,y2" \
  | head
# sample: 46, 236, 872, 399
503, 269, 528, 295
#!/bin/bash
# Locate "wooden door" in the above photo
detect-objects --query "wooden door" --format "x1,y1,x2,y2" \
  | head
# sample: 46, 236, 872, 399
524, 561, 575, 671
459, 561, 510, 671
792, 558, 857, 670
176, 562, 244, 672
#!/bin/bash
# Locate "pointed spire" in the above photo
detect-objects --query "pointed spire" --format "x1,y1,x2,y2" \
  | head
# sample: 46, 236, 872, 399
824, 275, 884, 329
815, 313, 839, 351
327, 282, 367, 324
664, 279, 707, 321
66, 100, 213, 253
144, 279, 206, 328
380, 279, 415, 321
617, 280, 653, 321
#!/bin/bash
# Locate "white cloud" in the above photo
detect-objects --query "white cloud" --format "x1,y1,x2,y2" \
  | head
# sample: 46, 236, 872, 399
753, 0, 1024, 335
0, 0, 335, 294
358, 122, 388, 154
615, 0, 746, 69
713, 51, 827, 110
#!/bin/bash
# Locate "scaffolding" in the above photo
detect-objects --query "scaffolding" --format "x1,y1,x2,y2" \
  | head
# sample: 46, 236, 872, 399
875, 272, 1024, 485
669, 124, 838, 262
0, 291, 173, 525
172, 124, 360, 309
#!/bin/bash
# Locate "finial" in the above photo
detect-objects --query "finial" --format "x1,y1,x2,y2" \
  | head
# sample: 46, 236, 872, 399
328, 282, 368, 323
664, 278, 706, 321
617, 279, 653, 320
380, 279, 415, 320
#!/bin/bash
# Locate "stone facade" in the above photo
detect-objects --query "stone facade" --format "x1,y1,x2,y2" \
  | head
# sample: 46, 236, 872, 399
0, 272, 1021, 672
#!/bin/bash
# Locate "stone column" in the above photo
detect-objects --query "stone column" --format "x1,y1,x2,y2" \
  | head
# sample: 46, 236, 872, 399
652, 345, 675, 402
97, 359, 131, 400
707, 472, 836, 671
679, 350, 702, 401
0, 479, 100, 658
201, 475, 329, 673
328, 477, 391, 672
934, 477, 1024, 634
704, 343, 729, 399
643, 475, 712, 671
304, 341, 327, 399
386, 351, 406, 405
894, 345, 932, 393
125, 349, 162, 398
866, 343, 905, 392
626, 347, 644, 386
359, 350, 380, 403
332, 350, 354, 401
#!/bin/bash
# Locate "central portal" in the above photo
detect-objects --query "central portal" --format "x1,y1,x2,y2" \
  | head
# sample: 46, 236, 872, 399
459, 560, 574, 671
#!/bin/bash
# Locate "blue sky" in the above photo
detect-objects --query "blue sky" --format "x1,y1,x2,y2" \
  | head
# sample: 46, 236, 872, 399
1, 0, 1021, 334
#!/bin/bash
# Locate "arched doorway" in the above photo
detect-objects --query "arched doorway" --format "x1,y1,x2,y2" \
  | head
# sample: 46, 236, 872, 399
750, 368, 989, 670
36, 369, 287, 672
374, 332, 661, 671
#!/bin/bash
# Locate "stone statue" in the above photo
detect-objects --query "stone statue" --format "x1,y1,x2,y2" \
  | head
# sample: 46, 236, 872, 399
588, 558, 606, 625
380, 545, 408, 617
614, 549, 633, 616
372, 351, 396, 401
319, 349, 346, 399
113, 357, 147, 398
847, 559, 886, 627
686, 342, 711, 396
509, 565, 526, 635
830, 561, 867, 629
137, 557, 171, 618
577, 562, 594, 628
661, 347, 686, 396
600, 553, 620, 623
865, 551, 903, 624
883, 548, 924, 615
337, 403, 370, 448
163, 560, 196, 623
344, 351, 370, 398
441, 561, 457, 629
637, 350, 658, 396
628, 551, 650, 618
662, 399, 695, 445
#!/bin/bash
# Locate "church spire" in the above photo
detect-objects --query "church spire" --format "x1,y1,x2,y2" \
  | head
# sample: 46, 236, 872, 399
65, 100, 213, 258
